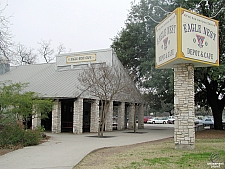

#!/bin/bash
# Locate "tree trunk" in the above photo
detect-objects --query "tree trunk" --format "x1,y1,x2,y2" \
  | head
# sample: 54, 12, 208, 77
206, 82, 225, 130
133, 104, 138, 133
100, 120, 104, 137
210, 99, 223, 130
133, 109, 136, 133
99, 101, 110, 137
212, 107, 223, 130
98, 102, 104, 137
99, 108, 104, 137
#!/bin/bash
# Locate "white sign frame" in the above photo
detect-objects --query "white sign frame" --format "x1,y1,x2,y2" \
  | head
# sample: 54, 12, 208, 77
155, 7, 219, 69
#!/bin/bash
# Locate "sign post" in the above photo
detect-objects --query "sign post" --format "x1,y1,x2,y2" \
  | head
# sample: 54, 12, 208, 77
155, 7, 219, 149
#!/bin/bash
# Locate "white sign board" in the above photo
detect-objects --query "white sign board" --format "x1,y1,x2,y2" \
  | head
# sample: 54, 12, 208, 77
182, 11, 218, 64
66, 54, 96, 64
155, 7, 219, 69
155, 12, 177, 67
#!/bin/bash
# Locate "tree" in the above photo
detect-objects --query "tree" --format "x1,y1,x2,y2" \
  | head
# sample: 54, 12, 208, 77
174, 0, 225, 130
57, 43, 66, 55
112, 0, 225, 129
0, 82, 53, 129
37, 40, 68, 63
78, 63, 140, 137
12, 43, 37, 65
111, 0, 175, 114
0, 4, 13, 61
37, 40, 54, 63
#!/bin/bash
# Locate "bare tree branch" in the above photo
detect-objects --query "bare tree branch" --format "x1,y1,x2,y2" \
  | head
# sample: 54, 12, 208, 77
0, 4, 13, 61
37, 40, 54, 63
12, 43, 37, 65
57, 43, 66, 55
78, 63, 141, 136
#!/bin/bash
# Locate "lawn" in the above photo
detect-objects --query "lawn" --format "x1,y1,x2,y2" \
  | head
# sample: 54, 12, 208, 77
74, 130, 225, 169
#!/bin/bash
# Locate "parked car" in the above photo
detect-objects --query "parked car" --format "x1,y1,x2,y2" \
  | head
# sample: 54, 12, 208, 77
167, 116, 175, 124
147, 117, 168, 124
194, 117, 200, 125
199, 117, 214, 126
144, 116, 151, 123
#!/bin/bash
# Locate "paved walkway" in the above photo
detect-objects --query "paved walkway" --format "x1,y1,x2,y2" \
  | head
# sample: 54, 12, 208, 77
0, 124, 174, 169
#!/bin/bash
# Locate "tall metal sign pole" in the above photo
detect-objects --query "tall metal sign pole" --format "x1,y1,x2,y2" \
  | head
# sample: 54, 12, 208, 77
155, 7, 219, 149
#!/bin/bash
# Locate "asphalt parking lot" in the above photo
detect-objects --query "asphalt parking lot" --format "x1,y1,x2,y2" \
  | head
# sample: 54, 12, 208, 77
144, 123, 174, 128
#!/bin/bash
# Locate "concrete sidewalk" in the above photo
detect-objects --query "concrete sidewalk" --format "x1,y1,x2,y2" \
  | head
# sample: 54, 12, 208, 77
0, 125, 174, 169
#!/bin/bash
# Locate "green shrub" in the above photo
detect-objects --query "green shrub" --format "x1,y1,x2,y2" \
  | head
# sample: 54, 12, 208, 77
0, 123, 42, 148
0, 123, 24, 147
23, 129, 41, 146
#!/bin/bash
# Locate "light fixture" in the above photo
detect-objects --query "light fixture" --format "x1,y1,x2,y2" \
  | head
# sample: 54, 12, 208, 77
197, 0, 209, 9
205, 0, 209, 9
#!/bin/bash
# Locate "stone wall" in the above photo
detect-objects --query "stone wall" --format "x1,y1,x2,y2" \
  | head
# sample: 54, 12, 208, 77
51, 98, 141, 134
118, 102, 125, 130
105, 101, 113, 131
90, 100, 99, 132
138, 104, 144, 129
128, 104, 135, 129
32, 112, 41, 130
52, 99, 61, 133
73, 98, 83, 134
174, 64, 195, 149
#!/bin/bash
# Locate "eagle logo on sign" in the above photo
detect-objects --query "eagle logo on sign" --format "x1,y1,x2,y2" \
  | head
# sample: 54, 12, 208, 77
163, 37, 168, 50
196, 34, 205, 48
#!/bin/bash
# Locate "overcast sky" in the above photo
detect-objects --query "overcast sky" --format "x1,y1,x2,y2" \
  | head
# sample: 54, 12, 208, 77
2, 0, 136, 62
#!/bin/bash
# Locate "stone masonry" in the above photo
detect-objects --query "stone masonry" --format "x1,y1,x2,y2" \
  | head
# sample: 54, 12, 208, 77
138, 104, 144, 129
128, 104, 135, 129
90, 100, 99, 132
117, 102, 125, 130
52, 99, 61, 133
51, 99, 143, 134
174, 63, 195, 149
105, 101, 113, 131
32, 112, 41, 130
73, 98, 83, 134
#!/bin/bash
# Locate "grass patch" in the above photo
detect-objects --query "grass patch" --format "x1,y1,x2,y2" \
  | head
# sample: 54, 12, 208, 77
74, 131, 225, 169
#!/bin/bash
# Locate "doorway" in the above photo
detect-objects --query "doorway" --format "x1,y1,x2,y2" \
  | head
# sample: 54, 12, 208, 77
83, 101, 91, 132
41, 111, 52, 131
61, 99, 74, 132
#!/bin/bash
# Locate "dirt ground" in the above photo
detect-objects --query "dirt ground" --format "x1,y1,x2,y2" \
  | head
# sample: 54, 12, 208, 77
0, 129, 224, 157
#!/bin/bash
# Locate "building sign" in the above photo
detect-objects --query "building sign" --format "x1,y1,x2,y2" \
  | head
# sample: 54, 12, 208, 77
182, 10, 218, 64
155, 12, 177, 68
66, 54, 96, 64
155, 7, 219, 69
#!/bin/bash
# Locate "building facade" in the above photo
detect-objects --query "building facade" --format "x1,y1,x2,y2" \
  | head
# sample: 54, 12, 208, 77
0, 49, 144, 134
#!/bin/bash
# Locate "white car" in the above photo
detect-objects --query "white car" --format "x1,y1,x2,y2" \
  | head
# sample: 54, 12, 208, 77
199, 117, 214, 126
147, 117, 168, 124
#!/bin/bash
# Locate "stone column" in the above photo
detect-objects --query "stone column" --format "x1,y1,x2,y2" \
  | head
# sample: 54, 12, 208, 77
90, 100, 99, 132
105, 101, 113, 131
32, 112, 41, 130
117, 102, 125, 130
174, 63, 195, 149
52, 99, 61, 133
128, 104, 135, 129
138, 104, 144, 129
73, 98, 83, 134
